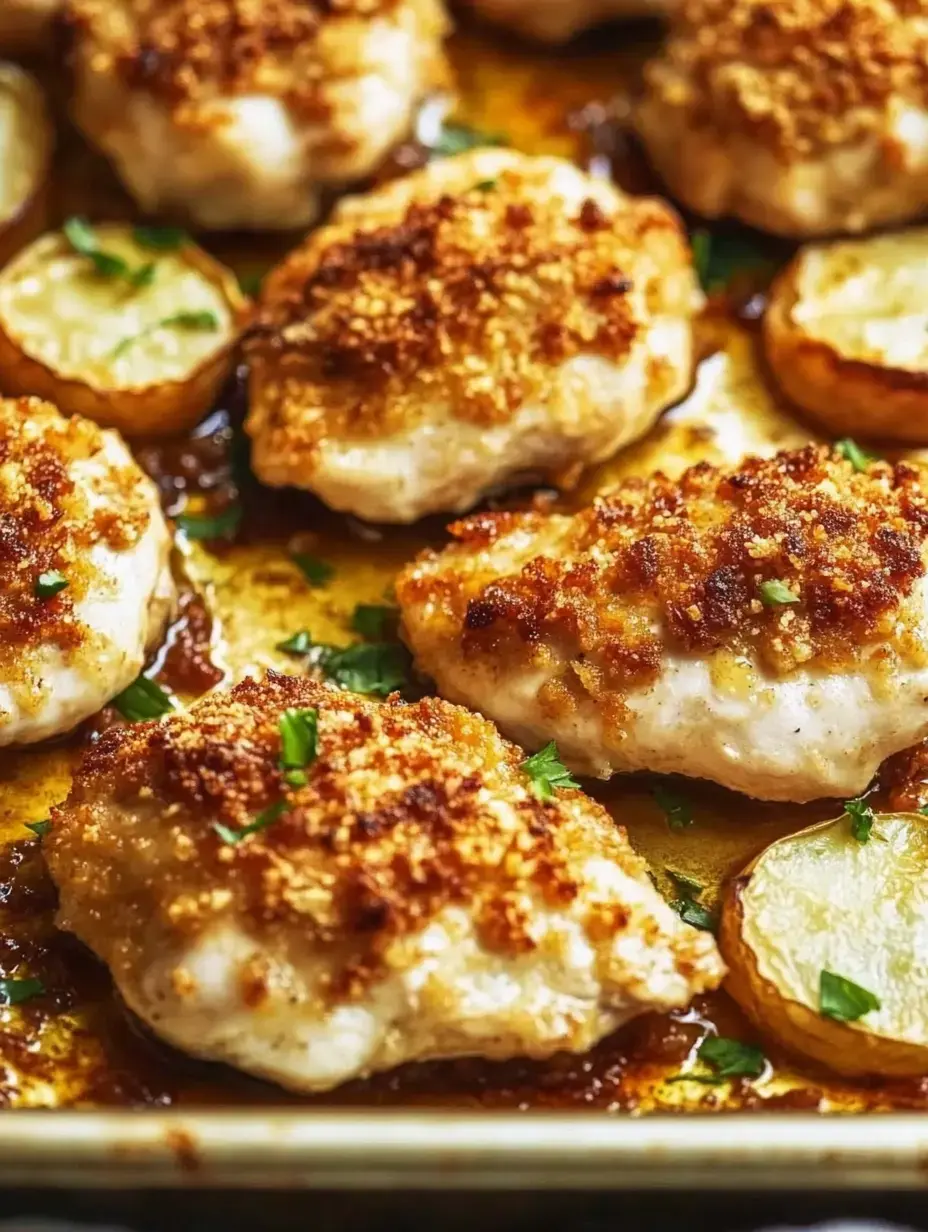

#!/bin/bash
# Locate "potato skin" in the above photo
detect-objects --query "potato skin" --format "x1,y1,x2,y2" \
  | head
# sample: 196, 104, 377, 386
0, 242, 250, 438
764, 254, 928, 444
720, 867, 928, 1079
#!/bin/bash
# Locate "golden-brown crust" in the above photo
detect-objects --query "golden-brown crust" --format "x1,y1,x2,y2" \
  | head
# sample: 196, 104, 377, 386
398, 445, 928, 689
48, 671, 648, 999
646, 0, 928, 159
66, 0, 444, 118
246, 153, 688, 467
0, 396, 152, 674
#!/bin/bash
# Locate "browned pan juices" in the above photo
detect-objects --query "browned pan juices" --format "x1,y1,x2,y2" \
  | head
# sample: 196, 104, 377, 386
0, 23, 924, 1114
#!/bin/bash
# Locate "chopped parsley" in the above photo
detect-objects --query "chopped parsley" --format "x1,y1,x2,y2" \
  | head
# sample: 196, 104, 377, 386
652, 784, 693, 832
697, 1035, 766, 1080
819, 969, 881, 1022
175, 505, 242, 541
63, 217, 154, 286
836, 438, 877, 473
279, 707, 318, 777
321, 641, 409, 697
666, 869, 704, 898
758, 579, 799, 607
351, 604, 397, 640
112, 309, 219, 358
133, 225, 189, 251
845, 796, 875, 844
24, 819, 51, 839
0, 977, 44, 1007
277, 630, 314, 655
473, 178, 497, 192
291, 552, 335, 587
113, 675, 174, 722
520, 741, 580, 802
429, 121, 506, 160
689, 228, 775, 293
34, 570, 68, 598
212, 800, 289, 847
237, 271, 264, 297
672, 898, 717, 932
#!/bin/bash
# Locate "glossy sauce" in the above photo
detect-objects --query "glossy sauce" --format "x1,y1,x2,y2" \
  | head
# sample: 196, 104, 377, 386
0, 22, 925, 1115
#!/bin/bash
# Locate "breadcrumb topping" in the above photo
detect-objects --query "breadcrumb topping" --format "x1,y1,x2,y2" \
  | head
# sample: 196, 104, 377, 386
67, 0, 443, 116
398, 446, 928, 689
0, 396, 152, 675
646, 0, 928, 158
246, 152, 686, 462
48, 671, 667, 999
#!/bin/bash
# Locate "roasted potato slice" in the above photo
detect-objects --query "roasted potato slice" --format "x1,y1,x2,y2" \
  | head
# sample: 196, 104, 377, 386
0, 64, 52, 266
720, 811, 928, 1078
0, 223, 248, 436
764, 229, 928, 443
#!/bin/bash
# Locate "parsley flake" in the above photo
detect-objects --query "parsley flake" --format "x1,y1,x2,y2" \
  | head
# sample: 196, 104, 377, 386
836, 438, 877, 473
133, 225, 189, 251
24, 820, 51, 838
473, 178, 497, 192
520, 741, 580, 802
667, 869, 704, 898
690, 229, 774, 292
112, 309, 219, 357
321, 641, 410, 697
697, 1035, 766, 1080
672, 898, 717, 932
175, 505, 242, 541
212, 800, 289, 846
0, 977, 44, 1007
819, 969, 881, 1022
277, 630, 314, 655
758, 579, 799, 607
351, 604, 397, 640
113, 675, 174, 722
279, 707, 318, 775
291, 552, 335, 587
63, 217, 153, 285
429, 121, 506, 159
34, 570, 68, 598
652, 784, 693, 831
845, 796, 875, 844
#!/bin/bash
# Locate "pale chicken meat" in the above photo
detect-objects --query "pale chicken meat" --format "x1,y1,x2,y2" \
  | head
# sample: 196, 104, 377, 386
0, 395, 174, 746
246, 149, 702, 523
45, 671, 724, 1093
64, 0, 449, 230
460, 0, 668, 44
398, 446, 928, 803
636, 0, 928, 237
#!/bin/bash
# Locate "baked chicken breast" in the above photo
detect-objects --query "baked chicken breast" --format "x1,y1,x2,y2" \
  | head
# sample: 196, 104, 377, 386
246, 149, 701, 523
65, 0, 449, 230
45, 671, 724, 1093
398, 446, 928, 802
636, 0, 928, 237
0, 395, 174, 746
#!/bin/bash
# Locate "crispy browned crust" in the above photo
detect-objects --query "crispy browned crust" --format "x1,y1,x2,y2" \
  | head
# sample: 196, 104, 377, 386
66, 0, 447, 118
246, 156, 688, 467
0, 396, 153, 675
47, 671, 659, 999
398, 445, 928, 690
646, 0, 928, 159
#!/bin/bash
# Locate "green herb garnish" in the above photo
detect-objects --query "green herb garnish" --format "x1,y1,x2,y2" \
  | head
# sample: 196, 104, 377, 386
819, 969, 881, 1022
321, 642, 409, 697
667, 869, 704, 898
113, 309, 220, 357
24, 820, 51, 839
836, 439, 877, 473
212, 800, 289, 846
690, 229, 775, 293
429, 121, 506, 160
845, 797, 875, 844
237, 272, 264, 297
113, 675, 174, 722
672, 898, 717, 932
473, 178, 497, 192
34, 570, 68, 598
0, 977, 44, 1007
64, 217, 153, 285
279, 707, 318, 776
291, 552, 335, 587
351, 604, 397, 640
133, 225, 189, 251
758, 579, 799, 607
697, 1035, 766, 1080
653, 784, 693, 832
520, 741, 580, 802
175, 505, 242, 541
277, 630, 314, 655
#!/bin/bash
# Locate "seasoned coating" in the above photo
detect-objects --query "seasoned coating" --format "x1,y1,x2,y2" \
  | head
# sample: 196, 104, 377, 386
65, 0, 449, 230
636, 0, 928, 236
398, 446, 928, 801
45, 671, 724, 1093
460, 0, 668, 43
764, 227, 928, 443
0, 396, 174, 746
246, 149, 701, 523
